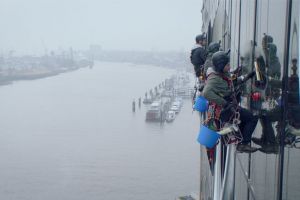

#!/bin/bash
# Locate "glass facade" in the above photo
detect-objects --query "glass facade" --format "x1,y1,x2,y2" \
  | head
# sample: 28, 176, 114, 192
199, 0, 300, 199
282, 1, 300, 199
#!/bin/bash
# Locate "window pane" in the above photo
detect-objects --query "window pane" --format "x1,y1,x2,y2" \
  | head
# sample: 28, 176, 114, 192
283, 0, 300, 199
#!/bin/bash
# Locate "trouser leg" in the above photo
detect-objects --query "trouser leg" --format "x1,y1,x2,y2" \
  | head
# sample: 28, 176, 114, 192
260, 115, 276, 144
239, 108, 258, 144
260, 106, 281, 144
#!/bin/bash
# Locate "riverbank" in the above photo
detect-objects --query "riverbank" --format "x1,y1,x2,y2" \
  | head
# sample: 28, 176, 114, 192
0, 65, 92, 86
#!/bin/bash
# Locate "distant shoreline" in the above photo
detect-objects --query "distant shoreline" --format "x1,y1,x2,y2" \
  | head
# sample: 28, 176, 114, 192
0, 67, 82, 86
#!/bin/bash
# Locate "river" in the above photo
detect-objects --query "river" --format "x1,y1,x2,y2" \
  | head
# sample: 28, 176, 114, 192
0, 62, 200, 200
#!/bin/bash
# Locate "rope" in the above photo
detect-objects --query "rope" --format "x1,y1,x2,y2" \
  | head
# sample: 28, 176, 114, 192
264, 153, 267, 200
274, 149, 279, 198
267, 0, 270, 39
284, 148, 290, 199
192, 77, 198, 108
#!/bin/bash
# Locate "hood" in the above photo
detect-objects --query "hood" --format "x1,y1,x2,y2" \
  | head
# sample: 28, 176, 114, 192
191, 44, 203, 51
206, 67, 217, 74
206, 67, 216, 75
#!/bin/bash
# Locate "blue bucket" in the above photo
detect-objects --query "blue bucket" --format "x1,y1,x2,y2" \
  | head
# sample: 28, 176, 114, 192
197, 125, 220, 148
194, 96, 208, 112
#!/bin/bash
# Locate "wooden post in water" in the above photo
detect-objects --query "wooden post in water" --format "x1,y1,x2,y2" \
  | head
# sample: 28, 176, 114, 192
132, 100, 136, 112
138, 97, 141, 108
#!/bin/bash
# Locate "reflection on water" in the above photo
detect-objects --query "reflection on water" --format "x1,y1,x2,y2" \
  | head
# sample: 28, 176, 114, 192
0, 62, 200, 200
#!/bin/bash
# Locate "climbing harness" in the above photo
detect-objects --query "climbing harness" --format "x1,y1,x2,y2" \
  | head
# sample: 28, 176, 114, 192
203, 72, 244, 146
220, 109, 243, 145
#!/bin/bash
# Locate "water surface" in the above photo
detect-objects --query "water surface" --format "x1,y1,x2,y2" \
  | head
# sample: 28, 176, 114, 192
0, 62, 200, 200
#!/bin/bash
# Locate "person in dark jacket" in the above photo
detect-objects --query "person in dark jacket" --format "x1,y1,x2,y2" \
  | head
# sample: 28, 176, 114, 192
190, 33, 207, 78
203, 41, 221, 76
202, 51, 258, 153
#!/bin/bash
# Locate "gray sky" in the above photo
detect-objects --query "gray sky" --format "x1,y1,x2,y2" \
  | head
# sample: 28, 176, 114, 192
0, 0, 202, 55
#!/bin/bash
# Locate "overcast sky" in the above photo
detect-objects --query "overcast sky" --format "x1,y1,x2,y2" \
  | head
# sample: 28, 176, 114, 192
0, 0, 202, 55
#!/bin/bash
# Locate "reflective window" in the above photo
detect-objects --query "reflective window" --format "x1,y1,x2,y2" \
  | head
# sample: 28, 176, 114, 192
239, 0, 256, 97
200, 1, 300, 199
282, 0, 300, 199
234, 1, 256, 199
229, 0, 241, 69
231, 0, 287, 199
249, 0, 287, 199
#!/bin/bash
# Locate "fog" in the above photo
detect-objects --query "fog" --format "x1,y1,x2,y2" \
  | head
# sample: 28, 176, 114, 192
0, 0, 203, 55
0, 1, 203, 199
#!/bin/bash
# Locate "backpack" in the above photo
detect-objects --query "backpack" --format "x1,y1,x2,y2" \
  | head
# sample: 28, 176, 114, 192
190, 47, 207, 67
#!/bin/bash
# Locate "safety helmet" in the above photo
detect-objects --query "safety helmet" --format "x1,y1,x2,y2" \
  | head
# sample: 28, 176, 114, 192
263, 34, 273, 43
207, 42, 221, 53
195, 33, 206, 43
212, 51, 230, 73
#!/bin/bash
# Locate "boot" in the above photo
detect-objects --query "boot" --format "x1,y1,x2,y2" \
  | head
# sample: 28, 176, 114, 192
252, 137, 265, 146
259, 144, 279, 154
237, 144, 258, 153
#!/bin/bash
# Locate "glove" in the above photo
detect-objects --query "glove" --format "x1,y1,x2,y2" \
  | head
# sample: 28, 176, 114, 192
237, 71, 256, 85
231, 66, 242, 75
254, 77, 267, 89
198, 84, 205, 92
195, 68, 203, 78
246, 71, 256, 79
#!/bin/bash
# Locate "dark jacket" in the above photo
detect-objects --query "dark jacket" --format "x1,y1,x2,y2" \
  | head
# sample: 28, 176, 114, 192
190, 44, 207, 75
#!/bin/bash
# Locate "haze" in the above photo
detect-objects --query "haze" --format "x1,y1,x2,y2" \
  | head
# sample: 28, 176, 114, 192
0, 0, 202, 55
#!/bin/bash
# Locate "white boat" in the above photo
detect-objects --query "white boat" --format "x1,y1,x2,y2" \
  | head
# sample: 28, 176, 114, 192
170, 105, 180, 113
166, 111, 176, 122
172, 101, 182, 109
145, 102, 162, 121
